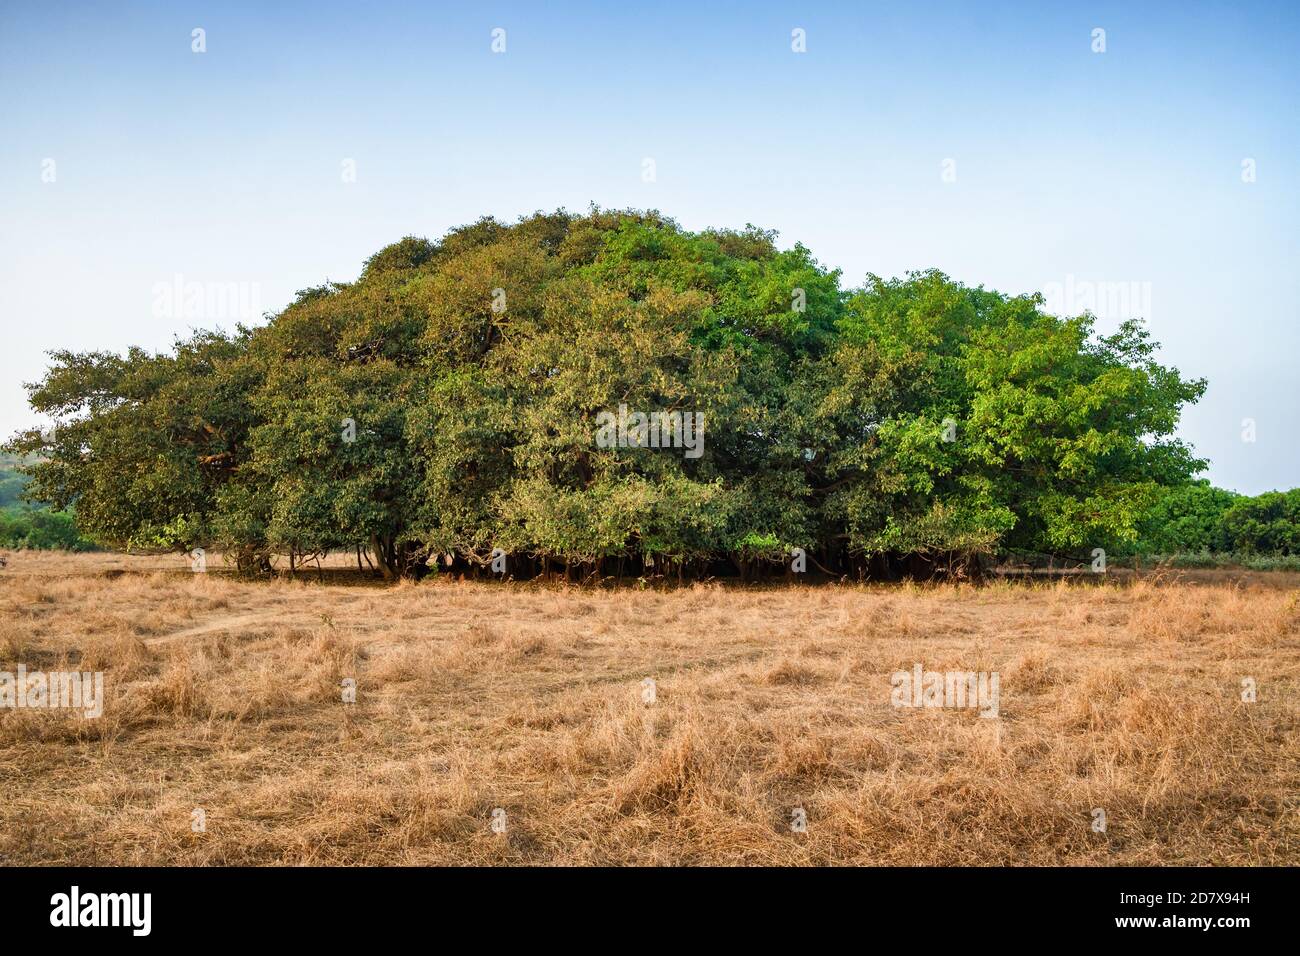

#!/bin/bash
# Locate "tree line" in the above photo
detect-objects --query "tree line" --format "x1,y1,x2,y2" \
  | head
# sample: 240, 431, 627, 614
5, 208, 1262, 579
1128, 481, 1300, 561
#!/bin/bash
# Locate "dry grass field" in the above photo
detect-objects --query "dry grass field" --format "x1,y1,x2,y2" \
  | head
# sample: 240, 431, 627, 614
1, 550, 1297, 866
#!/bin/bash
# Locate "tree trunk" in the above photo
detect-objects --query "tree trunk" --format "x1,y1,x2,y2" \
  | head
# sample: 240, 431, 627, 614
371, 535, 396, 581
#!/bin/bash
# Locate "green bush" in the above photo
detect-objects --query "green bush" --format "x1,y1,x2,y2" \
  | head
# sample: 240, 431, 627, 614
1218, 490, 1300, 555
1124, 482, 1299, 562
1136, 552, 1300, 572
0, 507, 96, 551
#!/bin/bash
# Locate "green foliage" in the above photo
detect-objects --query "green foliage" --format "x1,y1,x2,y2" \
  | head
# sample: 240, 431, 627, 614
815, 273, 1205, 559
1144, 551, 1300, 572
1130, 480, 1238, 554
1218, 489, 1300, 555
0, 453, 29, 509
0, 507, 96, 550
1124, 481, 1300, 558
5, 209, 1225, 576
0, 452, 95, 550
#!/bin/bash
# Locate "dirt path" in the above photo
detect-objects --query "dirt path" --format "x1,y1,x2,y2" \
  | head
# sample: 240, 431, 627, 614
141, 592, 397, 648
143, 611, 294, 647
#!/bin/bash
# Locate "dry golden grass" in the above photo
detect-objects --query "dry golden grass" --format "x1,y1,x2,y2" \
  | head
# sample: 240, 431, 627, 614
1, 550, 1297, 865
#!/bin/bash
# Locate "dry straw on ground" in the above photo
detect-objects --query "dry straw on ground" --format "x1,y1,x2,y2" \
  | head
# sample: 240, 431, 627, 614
1, 551, 1296, 865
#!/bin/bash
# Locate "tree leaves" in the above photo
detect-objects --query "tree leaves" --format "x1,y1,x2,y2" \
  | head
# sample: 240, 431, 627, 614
5, 209, 1214, 575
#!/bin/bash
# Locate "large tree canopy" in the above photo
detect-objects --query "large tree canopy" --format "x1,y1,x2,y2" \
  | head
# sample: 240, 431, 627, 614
7, 208, 1208, 579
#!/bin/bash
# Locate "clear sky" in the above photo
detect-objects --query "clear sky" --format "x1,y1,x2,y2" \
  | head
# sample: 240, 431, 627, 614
1, 1, 1296, 493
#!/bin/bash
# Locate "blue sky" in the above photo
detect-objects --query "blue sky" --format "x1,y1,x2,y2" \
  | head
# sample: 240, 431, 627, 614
1, 0, 1296, 493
